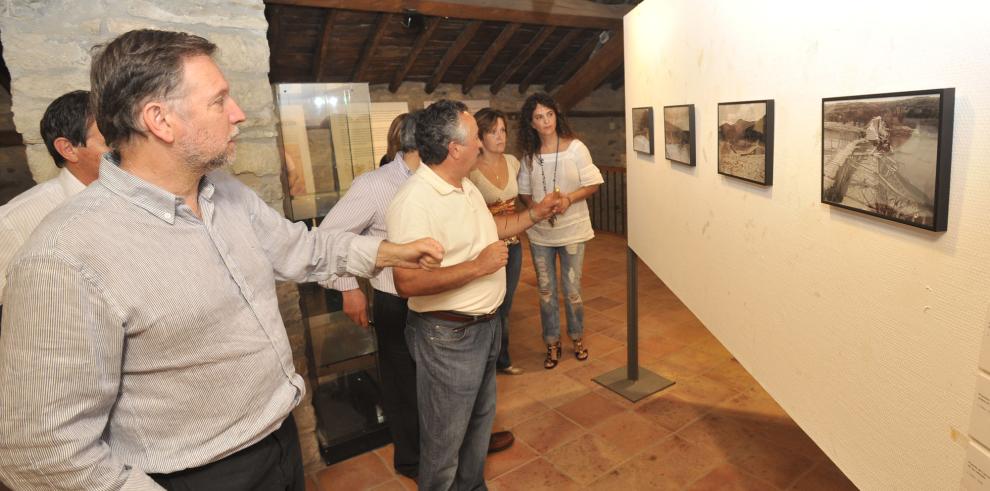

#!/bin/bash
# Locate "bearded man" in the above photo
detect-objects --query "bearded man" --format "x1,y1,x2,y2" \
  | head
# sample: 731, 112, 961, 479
0, 29, 442, 490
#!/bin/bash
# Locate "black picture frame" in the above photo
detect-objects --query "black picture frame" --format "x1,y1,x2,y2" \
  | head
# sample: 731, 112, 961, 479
662, 104, 696, 165
717, 99, 774, 186
821, 88, 954, 232
631, 106, 654, 155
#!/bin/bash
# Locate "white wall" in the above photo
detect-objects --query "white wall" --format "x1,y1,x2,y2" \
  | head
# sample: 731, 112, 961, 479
624, 1, 990, 488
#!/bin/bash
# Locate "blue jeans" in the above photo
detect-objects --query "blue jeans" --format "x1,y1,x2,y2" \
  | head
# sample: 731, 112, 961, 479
406, 311, 500, 491
529, 242, 586, 344
496, 242, 522, 369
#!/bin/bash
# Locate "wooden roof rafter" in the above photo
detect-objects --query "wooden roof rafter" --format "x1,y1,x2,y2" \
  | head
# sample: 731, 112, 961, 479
352, 13, 395, 81
265, 0, 629, 30
462, 22, 520, 94
553, 28, 623, 110
544, 34, 599, 93
389, 16, 441, 92
489, 26, 555, 95
313, 9, 339, 81
518, 29, 581, 94
425, 20, 482, 94
264, 1, 627, 107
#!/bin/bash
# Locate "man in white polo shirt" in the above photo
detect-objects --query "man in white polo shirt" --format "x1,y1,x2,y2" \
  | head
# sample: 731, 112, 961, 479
387, 100, 560, 490
0, 90, 109, 319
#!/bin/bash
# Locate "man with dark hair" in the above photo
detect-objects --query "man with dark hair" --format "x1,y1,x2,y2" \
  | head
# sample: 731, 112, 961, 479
387, 100, 560, 490
0, 90, 108, 315
319, 112, 425, 479
0, 29, 442, 490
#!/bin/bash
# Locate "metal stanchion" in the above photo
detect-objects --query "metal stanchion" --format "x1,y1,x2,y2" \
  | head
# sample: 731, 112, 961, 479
593, 246, 674, 402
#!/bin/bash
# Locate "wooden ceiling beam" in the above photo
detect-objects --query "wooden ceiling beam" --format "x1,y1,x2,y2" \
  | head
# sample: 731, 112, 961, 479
389, 16, 440, 93
553, 29, 622, 111
489, 26, 555, 95
462, 22, 520, 94
264, 0, 628, 30
544, 34, 598, 93
517, 28, 581, 94
425, 20, 481, 94
312, 10, 338, 81
267, 6, 282, 59
610, 67, 624, 90
0, 130, 22, 147
352, 13, 394, 81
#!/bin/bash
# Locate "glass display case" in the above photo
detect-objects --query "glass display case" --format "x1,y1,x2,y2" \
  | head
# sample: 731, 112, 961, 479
273, 83, 388, 464
275, 83, 375, 221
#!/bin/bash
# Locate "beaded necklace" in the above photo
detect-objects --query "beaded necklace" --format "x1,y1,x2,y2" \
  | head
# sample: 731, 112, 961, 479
536, 136, 560, 226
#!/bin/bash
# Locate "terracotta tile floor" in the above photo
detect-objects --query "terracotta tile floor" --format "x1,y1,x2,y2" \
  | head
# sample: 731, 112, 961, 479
310, 234, 858, 490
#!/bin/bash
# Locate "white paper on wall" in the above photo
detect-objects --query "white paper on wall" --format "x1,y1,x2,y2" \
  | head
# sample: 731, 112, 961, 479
963, 440, 990, 490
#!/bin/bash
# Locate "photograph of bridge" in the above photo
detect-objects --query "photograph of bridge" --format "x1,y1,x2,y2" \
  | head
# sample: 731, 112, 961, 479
663, 104, 695, 165
718, 100, 774, 185
822, 89, 954, 231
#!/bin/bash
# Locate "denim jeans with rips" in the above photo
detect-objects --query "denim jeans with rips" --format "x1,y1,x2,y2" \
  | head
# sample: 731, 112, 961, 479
529, 241, 586, 344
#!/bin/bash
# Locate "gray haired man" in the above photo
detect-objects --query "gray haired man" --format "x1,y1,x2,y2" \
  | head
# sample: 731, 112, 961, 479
387, 101, 560, 490
0, 29, 442, 490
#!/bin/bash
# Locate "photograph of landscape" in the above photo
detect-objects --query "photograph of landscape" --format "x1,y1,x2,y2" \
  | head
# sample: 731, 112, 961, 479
632, 106, 654, 154
822, 89, 953, 230
663, 104, 695, 165
718, 100, 773, 185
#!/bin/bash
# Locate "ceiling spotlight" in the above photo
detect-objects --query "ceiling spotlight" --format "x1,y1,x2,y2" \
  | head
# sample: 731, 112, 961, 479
402, 11, 424, 31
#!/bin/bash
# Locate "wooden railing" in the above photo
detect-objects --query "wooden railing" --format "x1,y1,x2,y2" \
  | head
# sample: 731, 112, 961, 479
588, 165, 626, 235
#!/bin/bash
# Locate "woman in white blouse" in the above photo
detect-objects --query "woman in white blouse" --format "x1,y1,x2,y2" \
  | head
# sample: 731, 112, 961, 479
517, 93, 604, 369
468, 108, 525, 375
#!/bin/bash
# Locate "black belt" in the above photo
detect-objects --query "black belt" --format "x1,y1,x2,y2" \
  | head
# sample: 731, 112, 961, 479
420, 310, 497, 324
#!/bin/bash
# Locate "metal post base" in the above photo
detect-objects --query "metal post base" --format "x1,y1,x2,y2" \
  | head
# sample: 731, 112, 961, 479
593, 366, 675, 403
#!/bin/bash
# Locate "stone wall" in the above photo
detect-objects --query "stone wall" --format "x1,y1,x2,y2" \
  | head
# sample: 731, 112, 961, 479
370, 82, 626, 167
0, 0, 319, 473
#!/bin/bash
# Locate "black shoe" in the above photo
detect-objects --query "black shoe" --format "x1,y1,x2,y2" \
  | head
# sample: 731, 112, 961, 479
488, 431, 515, 453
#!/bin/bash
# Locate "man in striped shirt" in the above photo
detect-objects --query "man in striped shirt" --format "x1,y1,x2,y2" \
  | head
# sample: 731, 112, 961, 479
319, 114, 425, 479
0, 29, 442, 491
0, 90, 109, 322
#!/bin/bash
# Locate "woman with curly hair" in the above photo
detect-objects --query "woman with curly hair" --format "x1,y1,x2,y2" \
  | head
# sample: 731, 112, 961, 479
517, 93, 603, 369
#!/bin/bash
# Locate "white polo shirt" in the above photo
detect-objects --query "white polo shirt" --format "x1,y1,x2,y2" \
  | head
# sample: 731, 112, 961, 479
386, 163, 506, 315
0, 168, 86, 304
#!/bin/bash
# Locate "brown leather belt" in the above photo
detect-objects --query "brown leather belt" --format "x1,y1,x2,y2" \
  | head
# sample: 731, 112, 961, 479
420, 310, 497, 324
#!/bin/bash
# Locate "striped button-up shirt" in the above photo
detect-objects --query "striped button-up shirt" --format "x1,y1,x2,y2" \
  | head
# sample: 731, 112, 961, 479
0, 167, 86, 304
0, 156, 382, 490
318, 152, 415, 296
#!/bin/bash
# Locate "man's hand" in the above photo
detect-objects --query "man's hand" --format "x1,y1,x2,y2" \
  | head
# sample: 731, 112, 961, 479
377, 238, 445, 269
533, 191, 563, 221
474, 240, 508, 276
342, 289, 369, 327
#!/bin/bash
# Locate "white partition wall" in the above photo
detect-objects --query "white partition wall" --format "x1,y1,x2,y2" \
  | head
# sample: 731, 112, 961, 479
624, 1, 990, 488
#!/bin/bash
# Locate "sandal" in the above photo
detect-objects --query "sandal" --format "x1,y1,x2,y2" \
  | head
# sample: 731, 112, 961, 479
573, 339, 589, 361
544, 342, 562, 369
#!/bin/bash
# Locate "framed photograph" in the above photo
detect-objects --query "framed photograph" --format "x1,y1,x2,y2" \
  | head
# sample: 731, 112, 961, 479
717, 99, 774, 185
822, 88, 954, 231
663, 104, 695, 165
631, 106, 654, 155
